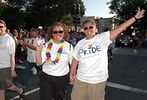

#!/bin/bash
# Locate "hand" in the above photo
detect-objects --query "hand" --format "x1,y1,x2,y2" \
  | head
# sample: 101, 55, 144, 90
135, 8, 145, 19
18, 40, 23, 43
70, 73, 76, 85
36, 44, 44, 52
11, 71, 17, 78
19, 41, 27, 46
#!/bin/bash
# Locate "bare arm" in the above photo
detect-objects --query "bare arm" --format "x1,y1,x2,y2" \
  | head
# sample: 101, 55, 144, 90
70, 58, 79, 85
10, 53, 15, 70
36, 45, 43, 66
20, 41, 36, 50
25, 43, 36, 50
13, 37, 19, 45
10, 53, 17, 77
110, 9, 145, 41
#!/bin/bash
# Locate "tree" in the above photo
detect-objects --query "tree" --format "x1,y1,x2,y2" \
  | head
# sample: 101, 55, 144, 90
26, 0, 85, 28
109, 0, 147, 35
0, 0, 85, 29
0, 0, 29, 30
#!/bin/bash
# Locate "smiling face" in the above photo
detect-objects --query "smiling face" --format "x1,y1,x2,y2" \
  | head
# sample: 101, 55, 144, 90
52, 25, 64, 43
83, 19, 97, 39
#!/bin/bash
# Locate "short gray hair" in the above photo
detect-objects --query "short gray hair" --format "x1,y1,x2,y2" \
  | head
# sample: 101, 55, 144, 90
82, 19, 96, 27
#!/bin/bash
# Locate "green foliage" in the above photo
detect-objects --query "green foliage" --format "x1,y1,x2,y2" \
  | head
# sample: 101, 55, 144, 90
60, 14, 73, 26
109, 0, 147, 35
109, 0, 146, 20
0, 0, 85, 29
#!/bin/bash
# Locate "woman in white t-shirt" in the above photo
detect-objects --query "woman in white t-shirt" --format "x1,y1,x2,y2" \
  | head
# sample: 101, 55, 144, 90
36, 22, 73, 100
70, 9, 145, 100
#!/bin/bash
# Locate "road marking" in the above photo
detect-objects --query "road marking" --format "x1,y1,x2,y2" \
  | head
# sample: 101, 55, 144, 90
16, 65, 25, 69
9, 82, 147, 100
8, 88, 40, 100
107, 82, 147, 94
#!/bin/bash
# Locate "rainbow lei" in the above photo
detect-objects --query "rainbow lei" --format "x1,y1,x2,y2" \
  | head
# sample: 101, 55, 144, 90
46, 38, 64, 65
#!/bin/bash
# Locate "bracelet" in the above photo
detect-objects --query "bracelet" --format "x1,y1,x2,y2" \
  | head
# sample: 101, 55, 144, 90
11, 66, 15, 72
134, 16, 138, 20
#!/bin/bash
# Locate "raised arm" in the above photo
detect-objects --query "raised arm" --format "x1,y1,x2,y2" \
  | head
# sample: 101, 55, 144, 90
110, 9, 145, 41
36, 45, 44, 66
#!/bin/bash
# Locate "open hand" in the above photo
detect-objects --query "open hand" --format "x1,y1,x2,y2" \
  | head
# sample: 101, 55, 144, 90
135, 8, 145, 19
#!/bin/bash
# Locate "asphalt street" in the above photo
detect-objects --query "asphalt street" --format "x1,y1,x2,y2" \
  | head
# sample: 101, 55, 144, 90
6, 48, 147, 100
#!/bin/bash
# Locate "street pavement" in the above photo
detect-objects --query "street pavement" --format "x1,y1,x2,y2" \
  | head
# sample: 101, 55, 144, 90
6, 48, 147, 100
106, 47, 147, 100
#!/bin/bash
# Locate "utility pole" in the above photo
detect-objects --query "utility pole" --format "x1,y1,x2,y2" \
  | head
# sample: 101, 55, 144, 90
72, 3, 81, 32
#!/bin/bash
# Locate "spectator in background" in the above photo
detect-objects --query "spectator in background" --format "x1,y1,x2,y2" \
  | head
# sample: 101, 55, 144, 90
0, 20, 25, 100
19, 29, 43, 88
13, 30, 25, 64
16, 31, 26, 64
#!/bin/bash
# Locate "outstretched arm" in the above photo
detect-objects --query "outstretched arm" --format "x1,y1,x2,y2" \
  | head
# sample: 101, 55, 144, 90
110, 9, 145, 41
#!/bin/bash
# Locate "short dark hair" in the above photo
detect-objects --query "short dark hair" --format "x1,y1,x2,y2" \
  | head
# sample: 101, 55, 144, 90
30, 28, 37, 32
0, 20, 6, 26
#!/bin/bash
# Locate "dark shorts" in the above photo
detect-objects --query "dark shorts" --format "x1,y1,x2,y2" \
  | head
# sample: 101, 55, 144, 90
0, 67, 13, 90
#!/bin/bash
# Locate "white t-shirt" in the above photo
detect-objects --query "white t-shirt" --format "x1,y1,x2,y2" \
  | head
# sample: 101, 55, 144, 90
41, 41, 73, 76
73, 31, 111, 84
27, 37, 39, 62
0, 34, 15, 68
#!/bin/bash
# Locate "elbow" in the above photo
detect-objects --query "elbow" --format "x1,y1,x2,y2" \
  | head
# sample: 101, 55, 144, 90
36, 60, 42, 66
36, 62, 42, 66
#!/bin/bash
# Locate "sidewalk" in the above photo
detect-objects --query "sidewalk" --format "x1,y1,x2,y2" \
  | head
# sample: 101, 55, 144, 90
113, 47, 147, 56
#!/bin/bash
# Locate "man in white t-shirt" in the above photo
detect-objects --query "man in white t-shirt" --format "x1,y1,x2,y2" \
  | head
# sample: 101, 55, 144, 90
0, 20, 25, 100
19, 29, 44, 88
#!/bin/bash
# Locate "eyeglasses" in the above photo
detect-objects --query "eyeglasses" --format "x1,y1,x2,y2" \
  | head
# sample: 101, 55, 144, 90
0, 26, 4, 28
83, 26, 94, 31
52, 30, 64, 34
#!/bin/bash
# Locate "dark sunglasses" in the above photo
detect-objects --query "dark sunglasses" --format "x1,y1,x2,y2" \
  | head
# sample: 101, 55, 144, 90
0, 26, 4, 28
83, 26, 94, 31
52, 30, 64, 34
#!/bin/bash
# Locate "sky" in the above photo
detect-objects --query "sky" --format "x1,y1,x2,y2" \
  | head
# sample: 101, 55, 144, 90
83, 0, 114, 18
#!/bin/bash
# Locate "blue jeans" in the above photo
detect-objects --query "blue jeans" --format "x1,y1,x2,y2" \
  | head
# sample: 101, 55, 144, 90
20, 60, 42, 87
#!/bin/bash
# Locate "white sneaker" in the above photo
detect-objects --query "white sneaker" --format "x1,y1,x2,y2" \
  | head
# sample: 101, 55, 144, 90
31, 67, 37, 75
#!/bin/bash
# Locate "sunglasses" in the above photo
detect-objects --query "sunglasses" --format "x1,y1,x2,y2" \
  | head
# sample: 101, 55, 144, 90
83, 26, 94, 31
0, 26, 4, 28
52, 30, 64, 34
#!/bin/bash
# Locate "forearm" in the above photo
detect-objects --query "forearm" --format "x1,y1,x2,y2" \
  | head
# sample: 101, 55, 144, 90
26, 44, 36, 50
110, 17, 136, 40
14, 38, 19, 45
36, 51, 42, 66
70, 58, 78, 77
10, 53, 15, 71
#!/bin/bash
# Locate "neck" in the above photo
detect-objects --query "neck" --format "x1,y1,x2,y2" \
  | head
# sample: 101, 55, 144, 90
0, 32, 6, 36
53, 39, 62, 44
86, 35, 95, 40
